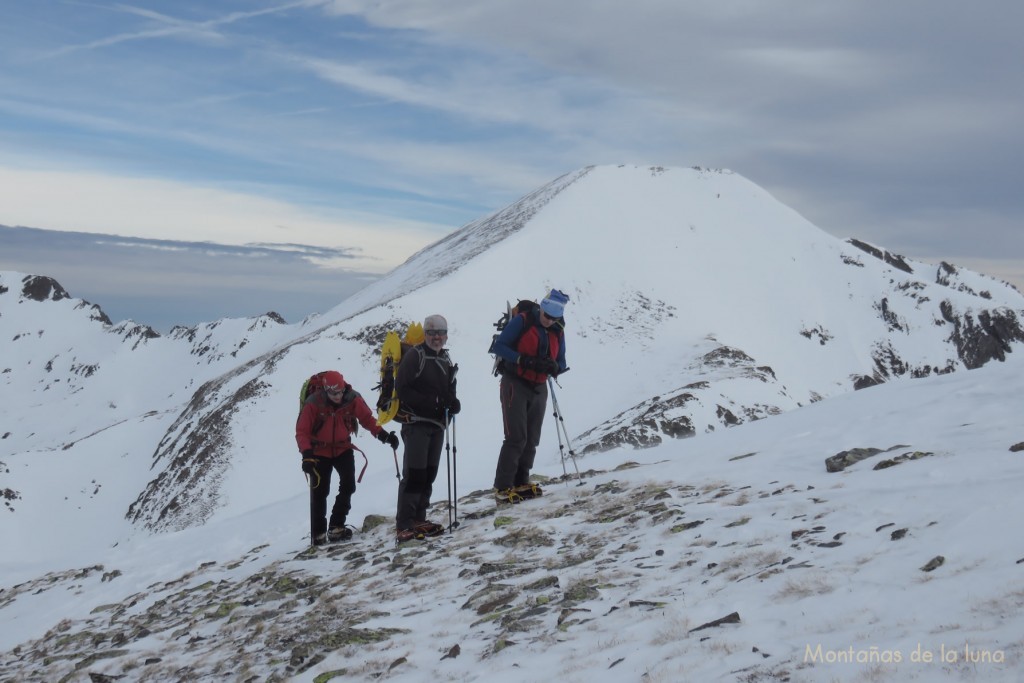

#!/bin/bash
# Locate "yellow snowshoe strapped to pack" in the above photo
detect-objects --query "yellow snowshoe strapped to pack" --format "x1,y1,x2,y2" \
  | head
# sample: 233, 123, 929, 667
375, 322, 426, 425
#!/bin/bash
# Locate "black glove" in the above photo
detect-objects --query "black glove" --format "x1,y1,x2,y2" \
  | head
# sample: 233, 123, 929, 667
518, 355, 540, 371
539, 358, 560, 376
301, 455, 316, 475
448, 396, 461, 415
377, 430, 400, 449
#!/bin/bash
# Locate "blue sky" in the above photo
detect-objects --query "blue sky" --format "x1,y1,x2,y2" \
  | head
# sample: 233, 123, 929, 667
1, 0, 1023, 329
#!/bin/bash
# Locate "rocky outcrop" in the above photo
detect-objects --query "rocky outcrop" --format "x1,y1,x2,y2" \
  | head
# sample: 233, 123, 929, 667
165, 314, 289, 362
839, 243, 1024, 386
16, 274, 113, 325
20, 275, 70, 302
74, 301, 113, 325
823, 445, 934, 472
126, 370, 271, 532
110, 321, 161, 349
936, 261, 994, 298
577, 388, 699, 453
849, 292, 1024, 390
1, 481, 19, 512
576, 346, 788, 454
940, 301, 1024, 369
847, 239, 914, 274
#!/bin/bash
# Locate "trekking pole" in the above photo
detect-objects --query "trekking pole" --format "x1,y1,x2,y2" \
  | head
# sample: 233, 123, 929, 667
304, 468, 320, 547
451, 415, 459, 531
551, 403, 570, 482
444, 408, 453, 532
547, 378, 584, 485
392, 446, 400, 479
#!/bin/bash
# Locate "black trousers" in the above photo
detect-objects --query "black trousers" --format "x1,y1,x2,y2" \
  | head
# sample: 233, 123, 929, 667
396, 422, 444, 530
309, 452, 356, 535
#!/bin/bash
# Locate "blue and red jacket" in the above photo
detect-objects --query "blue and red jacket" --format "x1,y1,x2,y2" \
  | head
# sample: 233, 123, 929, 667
492, 309, 567, 384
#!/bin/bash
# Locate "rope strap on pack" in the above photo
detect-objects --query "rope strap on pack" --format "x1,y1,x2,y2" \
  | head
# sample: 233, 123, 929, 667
351, 444, 369, 483
303, 447, 368, 484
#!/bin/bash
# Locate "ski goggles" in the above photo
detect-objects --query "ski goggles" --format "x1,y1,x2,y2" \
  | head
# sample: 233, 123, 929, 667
424, 329, 448, 336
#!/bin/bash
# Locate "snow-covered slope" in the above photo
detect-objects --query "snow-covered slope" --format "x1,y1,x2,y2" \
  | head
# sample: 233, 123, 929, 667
0, 272, 307, 557
3, 164, 1024, 681
3, 165, 1023, 550
1, 341, 1022, 682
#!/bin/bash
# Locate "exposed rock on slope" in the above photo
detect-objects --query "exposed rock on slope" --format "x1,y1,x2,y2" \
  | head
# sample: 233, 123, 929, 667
4, 453, 1020, 682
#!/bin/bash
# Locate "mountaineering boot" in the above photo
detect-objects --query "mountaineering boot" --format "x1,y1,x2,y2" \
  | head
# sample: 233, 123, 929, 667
328, 526, 353, 542
396, 528, 422, 543
514, 483, 543, 500
312, 532, 328, 546
413, 520, 444, 537
494, 488, 524, 505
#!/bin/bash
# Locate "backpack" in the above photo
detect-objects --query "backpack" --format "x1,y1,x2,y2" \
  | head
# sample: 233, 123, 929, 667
299, 372, 358, 435
299, 371, 331, 411
488, 299, 564, 376
374, 322, 426, 425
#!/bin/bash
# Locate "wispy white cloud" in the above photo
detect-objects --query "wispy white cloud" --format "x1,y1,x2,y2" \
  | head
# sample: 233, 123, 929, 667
96, 240, 189, 253
0, 223, 378, 329
727, 46, 889, 84
39, 22, 220, 59
291, 55, 606, 131
40, 0, 327, 58
0, 165, 439, 273
2, 0, 1023, 310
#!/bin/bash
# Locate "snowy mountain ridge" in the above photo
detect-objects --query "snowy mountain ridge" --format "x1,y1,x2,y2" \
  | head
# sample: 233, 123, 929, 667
3, 164, 1024, 536
2, 164, 1024, 681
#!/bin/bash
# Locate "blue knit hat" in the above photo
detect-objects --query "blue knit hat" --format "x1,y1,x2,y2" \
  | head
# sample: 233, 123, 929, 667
540, 288, 569, 318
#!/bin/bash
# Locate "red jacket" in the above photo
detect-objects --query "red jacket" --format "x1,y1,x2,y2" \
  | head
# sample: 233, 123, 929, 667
296, 387, 382, 457
492, 308, 566, 384
515, 323, 561, 383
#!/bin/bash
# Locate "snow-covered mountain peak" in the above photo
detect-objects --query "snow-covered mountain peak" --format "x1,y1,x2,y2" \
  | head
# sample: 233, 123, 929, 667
6, 164, 1024, 537
4, 165, 1024, 681
17, 274, 71, 303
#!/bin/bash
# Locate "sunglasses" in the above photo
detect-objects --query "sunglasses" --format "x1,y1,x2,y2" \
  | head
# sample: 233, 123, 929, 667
424, 329, 448, 337
325, 384, 342, 393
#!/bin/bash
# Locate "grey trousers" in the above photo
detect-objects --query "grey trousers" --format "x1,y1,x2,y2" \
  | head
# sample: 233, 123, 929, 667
493, 375, 547, 490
